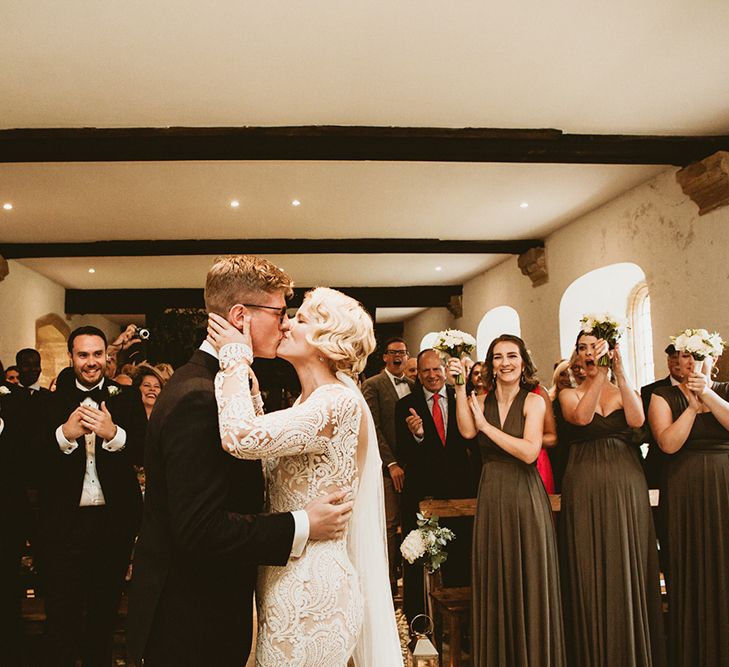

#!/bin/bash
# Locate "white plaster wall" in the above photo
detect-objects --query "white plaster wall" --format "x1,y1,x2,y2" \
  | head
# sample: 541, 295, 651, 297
402, 307, 453, 356
0, 260, 121, 375
0, 260, 66, 369
406, 167, 729, 384
67, 314, 121, 344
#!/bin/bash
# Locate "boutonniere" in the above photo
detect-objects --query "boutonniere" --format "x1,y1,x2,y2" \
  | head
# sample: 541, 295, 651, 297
0, 386, 11, 395
107, 385, 121, 397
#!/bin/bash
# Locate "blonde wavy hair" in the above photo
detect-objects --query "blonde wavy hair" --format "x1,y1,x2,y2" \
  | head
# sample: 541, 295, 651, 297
303, 287, 376, 376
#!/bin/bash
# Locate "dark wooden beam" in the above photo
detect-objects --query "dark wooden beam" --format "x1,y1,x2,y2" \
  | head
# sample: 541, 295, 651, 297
65, 285, 462, 314
1, 238, 542, 259
2, 126, 728, 166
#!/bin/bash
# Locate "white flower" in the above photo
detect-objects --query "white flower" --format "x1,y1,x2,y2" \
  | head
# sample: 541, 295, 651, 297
672, 328, 724, 360
686, 334, 705, 353
400, 529, 426, 564
0, 386, 11, 395
107, 385, 121, 396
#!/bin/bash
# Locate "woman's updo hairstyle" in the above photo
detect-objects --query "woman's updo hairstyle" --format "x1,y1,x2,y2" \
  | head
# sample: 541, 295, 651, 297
303, 287, 376, 376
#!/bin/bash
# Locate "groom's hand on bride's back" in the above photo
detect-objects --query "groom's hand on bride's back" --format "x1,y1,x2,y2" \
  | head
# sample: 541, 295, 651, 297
305, 489, 354, 540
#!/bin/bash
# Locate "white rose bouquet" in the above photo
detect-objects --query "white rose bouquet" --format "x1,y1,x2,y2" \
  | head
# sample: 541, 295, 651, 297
400, 513, 455, 574
579, 312, 627, 367
671, 328, 725, 373
433, 329, 477, 385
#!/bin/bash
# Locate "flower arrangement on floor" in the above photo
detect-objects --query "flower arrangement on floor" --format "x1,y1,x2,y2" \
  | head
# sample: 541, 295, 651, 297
433, 329, 477, 385
400, 513, 455, 574
671, 328, 725, 372
579, 312, 627, 366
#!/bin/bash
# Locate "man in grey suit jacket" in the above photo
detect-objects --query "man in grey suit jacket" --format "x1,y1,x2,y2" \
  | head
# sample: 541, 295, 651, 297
362, 337, 414, 594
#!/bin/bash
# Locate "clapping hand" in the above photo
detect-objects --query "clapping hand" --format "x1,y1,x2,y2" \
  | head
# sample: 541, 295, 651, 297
611, 342, 625, 378
79, 402, 118, 441
468, 392, 489, 433
406, 408, 424, 438
62, 407, 92, 441
207, 312, 250, 352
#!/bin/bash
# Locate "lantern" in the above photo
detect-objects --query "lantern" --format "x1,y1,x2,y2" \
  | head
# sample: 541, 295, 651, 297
407, 614, 439, 667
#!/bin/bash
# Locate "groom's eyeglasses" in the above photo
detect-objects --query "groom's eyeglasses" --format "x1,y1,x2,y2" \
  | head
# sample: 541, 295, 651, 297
243, 304, 289, 324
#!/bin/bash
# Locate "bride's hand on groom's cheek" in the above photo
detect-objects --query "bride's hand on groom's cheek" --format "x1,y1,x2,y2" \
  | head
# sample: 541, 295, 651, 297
207, 312, 250, 351
305, 489, 354, 541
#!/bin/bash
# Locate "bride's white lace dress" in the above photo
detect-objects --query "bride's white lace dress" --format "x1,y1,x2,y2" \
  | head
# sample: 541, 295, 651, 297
215, 344, 402, 667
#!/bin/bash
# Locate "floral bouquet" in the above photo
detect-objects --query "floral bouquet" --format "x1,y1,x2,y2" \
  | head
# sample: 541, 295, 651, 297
400, 513, 455, 574
671, 328, 725, 373
579, 312, 627, 367
433, 329, 477, 385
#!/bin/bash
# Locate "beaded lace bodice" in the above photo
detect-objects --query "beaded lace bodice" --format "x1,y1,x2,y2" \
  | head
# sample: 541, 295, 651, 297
215, 343, 364, 666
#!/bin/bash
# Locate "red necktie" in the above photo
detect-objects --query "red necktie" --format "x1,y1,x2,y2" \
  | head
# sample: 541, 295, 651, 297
432, 393, 446, 445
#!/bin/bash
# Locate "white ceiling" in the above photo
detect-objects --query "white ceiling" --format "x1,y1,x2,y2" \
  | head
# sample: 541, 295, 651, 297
1, 1, 728, 322
2, 1, 728, 133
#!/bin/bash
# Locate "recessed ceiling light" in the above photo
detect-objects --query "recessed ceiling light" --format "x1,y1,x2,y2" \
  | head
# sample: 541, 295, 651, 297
520, 202, 529, 209
291, 199, 301, 207
88, 268, 96, 274
230, 200, 240, 208
3, 203, 13, 210
435, 266, 442, 271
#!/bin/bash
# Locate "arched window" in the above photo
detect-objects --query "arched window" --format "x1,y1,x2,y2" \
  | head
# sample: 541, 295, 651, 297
628, 282, 655, 387
420, 331, 439, 351
559, 262, 652, 387
477, 306, 521, 360
36, 313, 71, 389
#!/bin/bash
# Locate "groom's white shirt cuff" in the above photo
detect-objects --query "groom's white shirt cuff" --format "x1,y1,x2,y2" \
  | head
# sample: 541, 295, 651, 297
200, 340, 310, 559
290, 510, 309, 558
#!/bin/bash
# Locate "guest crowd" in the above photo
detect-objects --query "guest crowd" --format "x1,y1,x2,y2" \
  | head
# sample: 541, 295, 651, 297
0, 318, 727, 666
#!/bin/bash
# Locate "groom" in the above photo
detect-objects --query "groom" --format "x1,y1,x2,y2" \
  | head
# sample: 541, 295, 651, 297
128, 255, 353, 666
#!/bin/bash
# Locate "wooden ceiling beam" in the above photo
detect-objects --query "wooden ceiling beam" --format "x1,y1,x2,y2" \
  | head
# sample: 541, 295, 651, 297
65, 285, 463, 314
2, 126, 728, 166
1, 238, 542, 259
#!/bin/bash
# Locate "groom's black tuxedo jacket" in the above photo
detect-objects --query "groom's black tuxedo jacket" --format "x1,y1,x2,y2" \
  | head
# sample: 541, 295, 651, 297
127, 349, 295, 666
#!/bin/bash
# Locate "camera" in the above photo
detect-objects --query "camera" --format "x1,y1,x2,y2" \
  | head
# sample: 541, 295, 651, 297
132, 326, 151, 340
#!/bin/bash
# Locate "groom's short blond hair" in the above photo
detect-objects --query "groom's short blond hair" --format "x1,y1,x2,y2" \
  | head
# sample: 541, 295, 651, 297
204, 255, 294, 316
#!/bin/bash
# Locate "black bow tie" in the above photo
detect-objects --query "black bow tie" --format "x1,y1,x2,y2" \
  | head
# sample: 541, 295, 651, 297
393, 376, 409, 385
77, 387, 108, 406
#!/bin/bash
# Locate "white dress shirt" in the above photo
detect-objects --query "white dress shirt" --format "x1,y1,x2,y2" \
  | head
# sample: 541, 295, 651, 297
200, 340, 309, 559
385, 369, 412, 400
55, 378, 127, 507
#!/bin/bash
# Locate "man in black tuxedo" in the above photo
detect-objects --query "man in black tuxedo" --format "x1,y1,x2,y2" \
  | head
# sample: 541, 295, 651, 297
12, 348, 53, 546
641, 344, 685, 489
40, 326, 146, 667
127, 255, 351, 667
362, 337, 414, 595
395, 349, 479, 622
0, 390, 29, 666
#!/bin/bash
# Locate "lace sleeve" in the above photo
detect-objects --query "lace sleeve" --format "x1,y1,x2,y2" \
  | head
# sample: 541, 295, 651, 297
215, 344, 359, 460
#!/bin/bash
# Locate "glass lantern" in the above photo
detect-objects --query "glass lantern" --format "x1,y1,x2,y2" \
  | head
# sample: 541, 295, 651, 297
407, 614, 439, 667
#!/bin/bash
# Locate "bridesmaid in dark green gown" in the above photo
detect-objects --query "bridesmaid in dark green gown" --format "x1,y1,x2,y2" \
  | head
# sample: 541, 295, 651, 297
648, 351, 729, 667
558, 333, 665, 667
452, 335, 565, 667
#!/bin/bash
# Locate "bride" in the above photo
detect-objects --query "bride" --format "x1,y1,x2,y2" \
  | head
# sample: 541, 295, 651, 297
206, 287, 403, 667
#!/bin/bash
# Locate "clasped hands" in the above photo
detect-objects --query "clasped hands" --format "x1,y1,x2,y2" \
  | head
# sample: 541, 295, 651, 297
63, 402, 117, 442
